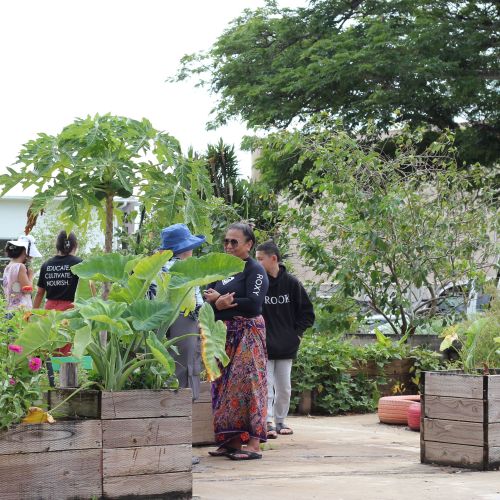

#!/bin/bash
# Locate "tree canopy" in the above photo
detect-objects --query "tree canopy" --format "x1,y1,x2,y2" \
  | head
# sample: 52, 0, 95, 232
177, 0, 499, 165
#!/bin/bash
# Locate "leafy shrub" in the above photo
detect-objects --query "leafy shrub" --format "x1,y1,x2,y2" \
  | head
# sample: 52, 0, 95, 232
0, 305, 48, 430
440, 288, 500, 372
291, 330, 447, 415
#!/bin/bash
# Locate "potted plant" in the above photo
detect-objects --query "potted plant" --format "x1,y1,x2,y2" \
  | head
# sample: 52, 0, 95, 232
0, 250, 243, 499
421, 289, 500, 470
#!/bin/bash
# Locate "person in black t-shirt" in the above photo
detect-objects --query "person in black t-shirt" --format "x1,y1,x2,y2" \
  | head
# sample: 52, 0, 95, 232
204, 222, 269, 461
33, 231, 83, 314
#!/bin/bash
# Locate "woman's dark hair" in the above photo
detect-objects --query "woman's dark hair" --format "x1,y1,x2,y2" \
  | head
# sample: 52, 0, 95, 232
256, 240, 281, 261
56, 231, 78, 255
228, 222, 256, 250
5, 243, 25, 259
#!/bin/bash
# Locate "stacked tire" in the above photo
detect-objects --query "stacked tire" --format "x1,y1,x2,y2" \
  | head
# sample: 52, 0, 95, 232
377, 395, 420, 425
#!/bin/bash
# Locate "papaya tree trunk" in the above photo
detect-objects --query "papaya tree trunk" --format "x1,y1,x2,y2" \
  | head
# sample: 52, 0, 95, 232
105, 193, 114, 254
100, 192, 114, 347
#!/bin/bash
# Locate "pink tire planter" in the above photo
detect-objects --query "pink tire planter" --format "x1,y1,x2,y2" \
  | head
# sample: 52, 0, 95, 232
407, 401, 421, 431
377, 395, 420, 424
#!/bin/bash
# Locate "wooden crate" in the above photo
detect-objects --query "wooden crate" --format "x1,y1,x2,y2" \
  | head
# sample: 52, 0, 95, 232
0, 389, 193, 500
0, 420, 102, 500
421, 371, 500, 470
193, 382, 214, 445
100, 389, 192, 499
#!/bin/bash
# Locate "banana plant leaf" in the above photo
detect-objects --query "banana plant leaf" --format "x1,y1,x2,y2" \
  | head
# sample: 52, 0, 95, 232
198, 303, 230, 381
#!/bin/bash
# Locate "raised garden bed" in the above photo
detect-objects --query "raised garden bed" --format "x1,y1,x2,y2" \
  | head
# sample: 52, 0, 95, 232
0, 389, 193, 500
421, 370, 500, 470
192, 382, 214, 446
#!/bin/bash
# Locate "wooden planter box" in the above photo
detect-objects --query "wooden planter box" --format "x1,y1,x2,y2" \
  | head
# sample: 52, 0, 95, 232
421, 371, 500, 470
0, 389, 193, 499
192, 382, 214, 446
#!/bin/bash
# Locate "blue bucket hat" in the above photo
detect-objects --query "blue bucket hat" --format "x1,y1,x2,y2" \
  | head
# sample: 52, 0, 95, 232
160, 224, 206, 255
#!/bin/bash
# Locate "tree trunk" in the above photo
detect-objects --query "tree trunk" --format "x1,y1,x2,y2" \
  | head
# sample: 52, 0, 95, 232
102, 193, 114, 301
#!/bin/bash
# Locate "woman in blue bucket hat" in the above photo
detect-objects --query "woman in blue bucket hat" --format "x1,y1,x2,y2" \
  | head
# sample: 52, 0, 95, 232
149, 224, 206, 400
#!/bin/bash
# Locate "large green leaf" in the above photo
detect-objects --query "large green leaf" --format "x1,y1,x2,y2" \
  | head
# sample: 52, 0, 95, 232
198, 303, 230, 381
146, 333, 175, 375
127, 299, 179, 331
15, 313, 70, 360
72, 254, 139, 283
74, 278, 94, 301
169, 253, 244, 289
132, 250, 172, 281
76, 298, 132, 335
72, 325, 93, 359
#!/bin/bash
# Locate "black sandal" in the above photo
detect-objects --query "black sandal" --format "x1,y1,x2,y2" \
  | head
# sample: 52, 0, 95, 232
227, 449, 262, 460
208, 445, 237, 457
276, 423, 293, 435
267, 422, 278, 439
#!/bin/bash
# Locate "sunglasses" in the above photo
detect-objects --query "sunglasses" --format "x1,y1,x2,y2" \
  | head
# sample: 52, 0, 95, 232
223, 238, 241, 248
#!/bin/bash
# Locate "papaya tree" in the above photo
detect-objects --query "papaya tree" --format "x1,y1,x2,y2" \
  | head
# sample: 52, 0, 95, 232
0, 114, 213, 257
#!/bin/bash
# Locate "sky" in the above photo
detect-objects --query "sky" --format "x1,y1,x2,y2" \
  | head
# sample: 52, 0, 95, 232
0, 0, 306, 193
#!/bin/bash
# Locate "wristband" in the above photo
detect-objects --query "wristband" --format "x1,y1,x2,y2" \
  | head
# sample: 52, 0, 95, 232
21, 285, 33, 293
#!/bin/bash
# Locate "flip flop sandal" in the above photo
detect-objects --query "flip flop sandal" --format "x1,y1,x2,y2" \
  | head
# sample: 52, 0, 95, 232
276, 423, 293, 435
227, 449, 262, 461
267, 423, 278, 439
208, 445, 237, 457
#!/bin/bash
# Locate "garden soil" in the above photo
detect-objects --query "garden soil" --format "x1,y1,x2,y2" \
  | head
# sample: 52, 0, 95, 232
193, 413, 500, 500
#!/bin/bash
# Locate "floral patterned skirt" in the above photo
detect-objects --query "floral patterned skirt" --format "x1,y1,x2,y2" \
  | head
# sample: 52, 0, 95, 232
211, 315, 268, 445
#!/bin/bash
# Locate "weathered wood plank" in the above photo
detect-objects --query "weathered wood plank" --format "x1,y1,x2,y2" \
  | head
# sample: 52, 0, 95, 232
423, 418, 483, 446
423, 441, 484, 469
101, 389, 192, 419
489, 423, 500, 447
0, 420, 102, 455
193, 401, 214, 445
103, 444, 191, 477
490, 399, 500, 423
46, 389, 100, 418
102, 417, 191, 448
489, 447, 500, 467
103, 471, 192, 499
197, 381, 212, 403
424, 395, 483, 422
489, 375, 500, 400
424, 372, 484, 399
0, 449, 102, 499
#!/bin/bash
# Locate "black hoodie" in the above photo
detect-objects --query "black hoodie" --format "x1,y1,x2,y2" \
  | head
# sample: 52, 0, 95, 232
262, 263, 315, 360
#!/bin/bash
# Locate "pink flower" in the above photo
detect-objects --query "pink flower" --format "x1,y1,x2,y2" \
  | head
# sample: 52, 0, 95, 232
8, 344, 23, 354
9, 378, 16, 386
28, 357, 42, 372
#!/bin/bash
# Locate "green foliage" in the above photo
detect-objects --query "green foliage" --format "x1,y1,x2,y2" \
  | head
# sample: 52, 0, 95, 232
64, 251, 241, 390
176, 0, 499, 166
0, 114, 215, 255
0, 304, 69, 430
198, 303, 230, 381
275, 120, 498, 337
291, 329, 446, 414
440, 288, 500, 372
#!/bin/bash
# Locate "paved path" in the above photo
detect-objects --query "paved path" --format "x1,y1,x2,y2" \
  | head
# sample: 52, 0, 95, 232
193, 413, 500, 500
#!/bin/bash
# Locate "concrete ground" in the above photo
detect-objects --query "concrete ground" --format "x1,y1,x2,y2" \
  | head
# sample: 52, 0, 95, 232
193, 414, 500, 500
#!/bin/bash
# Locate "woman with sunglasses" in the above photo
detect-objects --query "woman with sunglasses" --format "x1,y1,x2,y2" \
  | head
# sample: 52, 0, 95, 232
204, 222, 269, 461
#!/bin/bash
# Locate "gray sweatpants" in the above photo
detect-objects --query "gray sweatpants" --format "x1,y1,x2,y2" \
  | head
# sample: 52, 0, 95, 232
167, 314, 201, 401
266, 358, 293, 424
